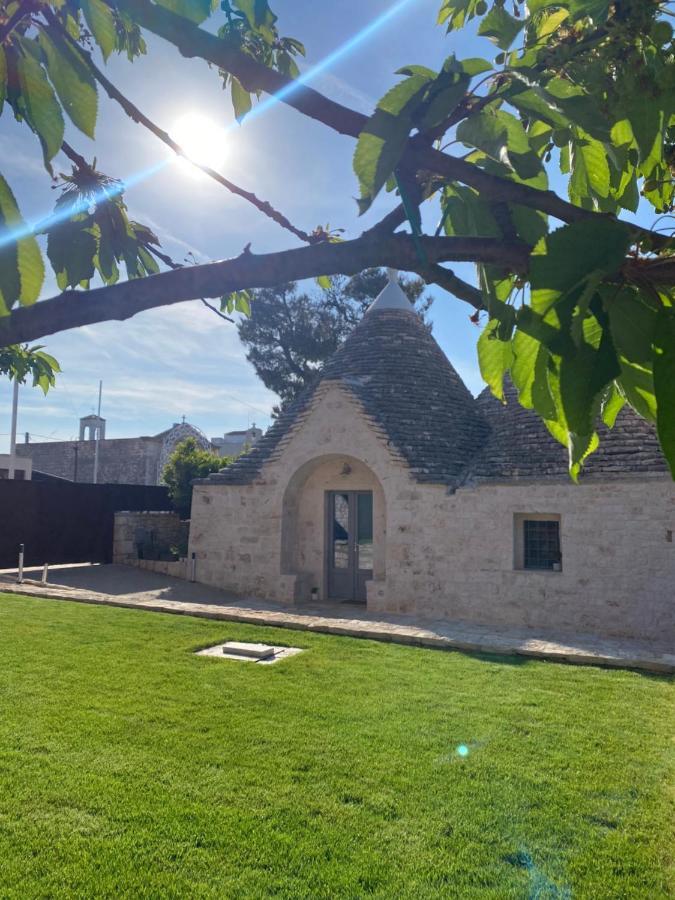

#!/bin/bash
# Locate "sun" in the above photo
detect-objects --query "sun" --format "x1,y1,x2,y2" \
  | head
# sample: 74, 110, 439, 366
170, 113, 229, 175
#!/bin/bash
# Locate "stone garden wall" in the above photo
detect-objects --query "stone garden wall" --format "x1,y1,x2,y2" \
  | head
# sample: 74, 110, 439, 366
114, 510, 189, 579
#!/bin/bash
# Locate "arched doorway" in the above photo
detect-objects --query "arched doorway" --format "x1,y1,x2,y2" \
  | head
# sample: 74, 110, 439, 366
281, 455, 386, 603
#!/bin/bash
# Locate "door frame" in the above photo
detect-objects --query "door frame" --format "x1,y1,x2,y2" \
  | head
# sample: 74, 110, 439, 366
323, 489, 373, 602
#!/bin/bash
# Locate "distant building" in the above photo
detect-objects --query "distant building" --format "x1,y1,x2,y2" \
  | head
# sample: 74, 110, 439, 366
0, 455, 32, 480
16, 416, 212, 485
211, 426, 262, 459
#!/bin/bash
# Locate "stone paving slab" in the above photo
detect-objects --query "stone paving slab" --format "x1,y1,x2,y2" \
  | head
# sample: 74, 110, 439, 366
0, 565, 672, 673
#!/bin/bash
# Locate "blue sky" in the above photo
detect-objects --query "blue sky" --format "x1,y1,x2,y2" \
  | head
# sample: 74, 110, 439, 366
0, 0, 634, 446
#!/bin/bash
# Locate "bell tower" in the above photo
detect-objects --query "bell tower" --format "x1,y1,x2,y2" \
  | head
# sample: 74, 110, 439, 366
79, 414, 106, 442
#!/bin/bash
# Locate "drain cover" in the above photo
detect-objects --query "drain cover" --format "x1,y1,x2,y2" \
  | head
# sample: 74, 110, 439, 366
223, 642, 276, 660
196, 642, 303, 665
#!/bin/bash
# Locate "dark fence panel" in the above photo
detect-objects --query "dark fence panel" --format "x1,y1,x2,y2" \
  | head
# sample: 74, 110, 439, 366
0, 481, 172, 568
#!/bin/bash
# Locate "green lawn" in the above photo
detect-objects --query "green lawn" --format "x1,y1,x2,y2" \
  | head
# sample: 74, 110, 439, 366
0, 594, 672, 899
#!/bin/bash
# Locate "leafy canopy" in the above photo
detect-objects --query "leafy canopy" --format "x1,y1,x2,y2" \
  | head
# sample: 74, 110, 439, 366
161, 437, 227, 519
0, 0, 673, 479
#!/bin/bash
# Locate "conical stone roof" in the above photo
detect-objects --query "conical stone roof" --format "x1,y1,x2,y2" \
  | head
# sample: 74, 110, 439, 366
205, 295, 488, 486
470, 378, 668, 480
319, 307, 489, 483
202, 277, 668, 487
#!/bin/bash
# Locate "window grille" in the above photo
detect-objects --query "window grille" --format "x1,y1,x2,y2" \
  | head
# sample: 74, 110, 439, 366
523, 519, 561, 570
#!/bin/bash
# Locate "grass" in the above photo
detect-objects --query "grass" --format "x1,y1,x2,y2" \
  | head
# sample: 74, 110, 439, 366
0, 593, 672, 899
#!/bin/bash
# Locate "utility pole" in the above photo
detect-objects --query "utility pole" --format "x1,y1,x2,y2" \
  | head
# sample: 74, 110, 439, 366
7, 378, 19, 479
92, 380, 102, 484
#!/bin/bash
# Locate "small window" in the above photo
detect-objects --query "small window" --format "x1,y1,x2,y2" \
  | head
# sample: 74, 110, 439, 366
514, 514, 562, 571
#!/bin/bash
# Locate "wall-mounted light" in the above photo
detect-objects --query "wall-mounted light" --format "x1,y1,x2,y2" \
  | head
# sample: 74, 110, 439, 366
341, 463, 352, 476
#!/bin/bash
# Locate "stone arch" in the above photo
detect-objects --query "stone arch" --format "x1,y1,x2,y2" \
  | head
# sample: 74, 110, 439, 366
280, 453, 386, 600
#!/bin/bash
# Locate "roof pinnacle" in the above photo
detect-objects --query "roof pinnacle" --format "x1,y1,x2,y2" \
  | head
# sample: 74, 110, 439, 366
367, 268, 416, 314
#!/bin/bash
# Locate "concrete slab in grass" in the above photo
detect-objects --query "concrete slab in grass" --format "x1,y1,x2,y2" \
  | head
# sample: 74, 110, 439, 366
196, 641, 304, 665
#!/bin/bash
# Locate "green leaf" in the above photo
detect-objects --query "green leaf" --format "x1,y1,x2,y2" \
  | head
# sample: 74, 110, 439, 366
477, 318, 513, 400
531, 345, 557, 422
544, 82, 610, 144
396, 65, 436, 78
220, 289, 251, 315
230, 77, 252, 122
417, 72, 468, 131
604, 286, 657, 366
600, 383, 625, 428
353, 74, 430, 211
0, 175, 44, 314
315, 275, 331, 290
652, 309, 675, 478
609, 118, 633, 148
235, 290, 251, 316
457, 109, 541, 180
233, 0, 277, 41
81, 0, 117, 60
530, 220, 630, 319
545, 357, 600, 481
39, 29, 97, 139
510, 328, 539, 408
508, 87, 568, 130
510, 205, 548, 246
477, 5, 524, 50
616, 359, 657, 423
15, 41, 65, 166
535, 7, 569, 38
46, 212, 97, 290
570, 134, 610, 200
620, 83, 663, 166
137, 245, 160, 275
441, 184, 501, 238
559, 319, 620, 440
437, 0, 482, 30
459, 57, 492, 76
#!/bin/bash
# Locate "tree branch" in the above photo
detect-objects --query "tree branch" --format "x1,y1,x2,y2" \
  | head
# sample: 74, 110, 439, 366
114, 0, 375, 136
418, 264, 484, 309
143, 243, 236, 323
0, 0, 33, 44
43, 9, 317, 246
117, 0, 671, 251
61, 140, 98, 173
0, 234, 528, 346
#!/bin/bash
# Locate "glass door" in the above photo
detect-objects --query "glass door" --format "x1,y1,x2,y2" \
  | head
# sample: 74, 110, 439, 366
326, 491, 373, 602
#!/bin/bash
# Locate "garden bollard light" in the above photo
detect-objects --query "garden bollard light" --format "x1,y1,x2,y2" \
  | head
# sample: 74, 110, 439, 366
42, 563, 49, 585
17, 544, 24, 584
190, 552, 197, 583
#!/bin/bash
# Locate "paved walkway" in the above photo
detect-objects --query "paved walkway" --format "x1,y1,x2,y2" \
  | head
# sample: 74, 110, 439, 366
1, 564, 672, 673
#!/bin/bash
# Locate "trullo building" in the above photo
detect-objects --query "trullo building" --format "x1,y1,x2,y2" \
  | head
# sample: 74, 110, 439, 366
189, 271, 674, 644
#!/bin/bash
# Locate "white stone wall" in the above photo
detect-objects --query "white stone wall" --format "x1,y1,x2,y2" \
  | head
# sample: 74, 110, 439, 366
189, 382, 675, 643
113, 510, 187, 563
373, 477, 674, 642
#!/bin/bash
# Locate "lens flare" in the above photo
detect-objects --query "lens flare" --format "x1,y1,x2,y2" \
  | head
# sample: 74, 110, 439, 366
0, 0, 418, 249
0, 161, 168, 251
456, 744, 469, 757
